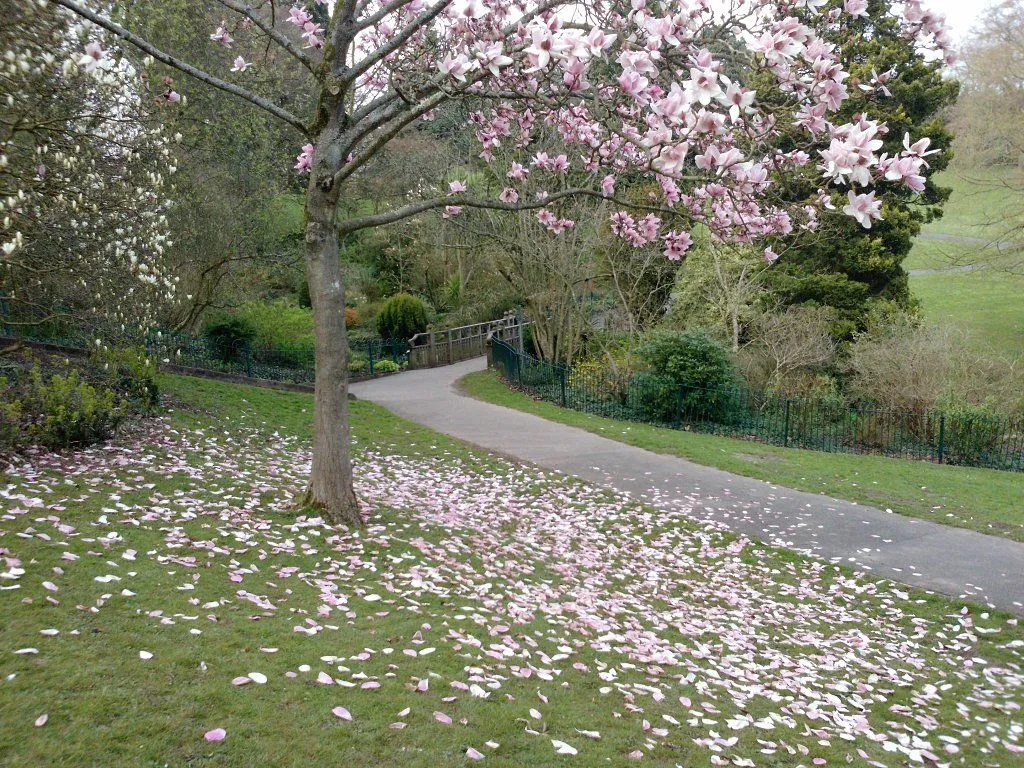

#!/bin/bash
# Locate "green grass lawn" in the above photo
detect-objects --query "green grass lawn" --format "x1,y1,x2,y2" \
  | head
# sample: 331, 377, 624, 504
911, 268, 1024, 359
906, 170, 1024, 358
460, 369, 1024, 543
1, 374, 1022, 767
925, 169, 1021, 240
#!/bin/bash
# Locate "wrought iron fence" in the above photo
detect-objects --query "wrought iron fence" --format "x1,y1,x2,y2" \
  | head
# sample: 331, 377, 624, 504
490, 338, 1024, 472
1, 325, 410, 385
145, 333, 410, 384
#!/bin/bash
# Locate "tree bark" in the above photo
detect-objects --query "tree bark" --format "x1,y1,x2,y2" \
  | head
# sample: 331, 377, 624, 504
302, 115, 362, 527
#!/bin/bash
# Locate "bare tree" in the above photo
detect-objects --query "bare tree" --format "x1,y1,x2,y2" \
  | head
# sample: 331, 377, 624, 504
949, 0, 1024, 273
743, 306, 836, 392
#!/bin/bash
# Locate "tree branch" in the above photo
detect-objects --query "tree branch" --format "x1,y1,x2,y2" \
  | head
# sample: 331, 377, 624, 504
339, 187, 611, 234
53, 0, 309, 135
212, 0, 319, 75
341, 0, 454, 85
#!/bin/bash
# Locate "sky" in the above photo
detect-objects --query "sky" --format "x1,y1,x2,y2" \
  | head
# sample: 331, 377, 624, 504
925, 0, 997, 44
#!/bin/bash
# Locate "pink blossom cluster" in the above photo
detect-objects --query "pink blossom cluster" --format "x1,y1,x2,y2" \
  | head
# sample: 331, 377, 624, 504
287, 4, 327, 49
205, 0, 954, 256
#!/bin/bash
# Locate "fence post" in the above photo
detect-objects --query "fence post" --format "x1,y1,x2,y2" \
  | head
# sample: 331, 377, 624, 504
368, 342, 375, 376
675, 386, 684, 430
937, 414, 945, 464
559, 365, 567, 407
244, 341, 253, 378
783, 399, 792, 447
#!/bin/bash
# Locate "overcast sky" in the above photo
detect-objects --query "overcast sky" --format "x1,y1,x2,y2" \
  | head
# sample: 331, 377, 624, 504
925, 0, 996, 44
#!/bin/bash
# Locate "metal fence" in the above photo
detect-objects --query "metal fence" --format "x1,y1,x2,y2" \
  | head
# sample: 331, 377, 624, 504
491, 338, 1024, 472
146, 333, 409, 384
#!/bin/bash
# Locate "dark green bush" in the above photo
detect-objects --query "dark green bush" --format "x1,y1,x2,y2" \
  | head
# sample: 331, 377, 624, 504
201, 314, 257, 363
629, 371, 679, 423
940, 401, 1007, 465
0, 379, 21, 448
637, 330, 736, 421
18, 366, 124, 449
376, 293, 428, 341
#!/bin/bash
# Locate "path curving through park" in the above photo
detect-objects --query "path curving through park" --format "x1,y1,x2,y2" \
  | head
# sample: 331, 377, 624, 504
351, 357, 1024, 614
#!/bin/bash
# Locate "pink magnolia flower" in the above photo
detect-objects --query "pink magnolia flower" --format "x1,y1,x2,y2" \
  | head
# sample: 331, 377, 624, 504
843, 190, 882, 228
549, 154, 570, 174
294, 143, 315, 173
764, 246, 780, 264
230, 57, 251, 73
535, 209, 557, 227
662, 231, 692, 260
499, 188, 519, 203
448, 180, 468, 194
210, 25, 234, 48
600, 175, 615, 197
78, 42, 104, 73
844, 0, 869, 17
443, 205, 463, 218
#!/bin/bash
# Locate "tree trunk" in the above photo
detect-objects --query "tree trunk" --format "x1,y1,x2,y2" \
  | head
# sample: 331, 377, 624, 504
301, 117, 362, 527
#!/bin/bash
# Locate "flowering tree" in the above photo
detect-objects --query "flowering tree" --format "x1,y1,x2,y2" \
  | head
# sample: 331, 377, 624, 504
54, 0, 951, 525
0, 4, 177, 340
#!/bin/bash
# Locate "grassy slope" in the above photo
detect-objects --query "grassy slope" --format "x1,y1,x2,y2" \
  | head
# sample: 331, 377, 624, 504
907, 170, 1024, 358
460, 369, 1024, 542
1, 373, 1023, 767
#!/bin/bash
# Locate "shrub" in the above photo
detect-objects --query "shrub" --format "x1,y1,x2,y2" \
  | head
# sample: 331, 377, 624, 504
741, 306, 837, 393
344, 307, 358, 328
19, 366, 124, 449
373, 359, 400, 374
92, 346, 159, 411
201, 314, 257, 364
846, 313, 953, 412
348, 353, 368, 375
630, 371, 679, 423
235, 298, 314, 348
635, 330, 736, 422
938, 400, 1007, 465
377, 293, 428, 341
0, 381, 21, 449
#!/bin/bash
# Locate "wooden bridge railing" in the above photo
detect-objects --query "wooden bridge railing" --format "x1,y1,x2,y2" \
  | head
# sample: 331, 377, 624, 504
407, 312, 526, 369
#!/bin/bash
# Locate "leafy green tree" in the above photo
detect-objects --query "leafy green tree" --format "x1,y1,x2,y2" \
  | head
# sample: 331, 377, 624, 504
377, 293, 428, 341
117, 0, 312, 330
764, 0, 959, 338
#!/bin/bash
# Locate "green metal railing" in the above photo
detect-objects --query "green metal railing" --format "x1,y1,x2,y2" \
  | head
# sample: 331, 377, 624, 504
144, 333, 410, 384
491, 338, 1024, 472
2, 325, 409, 386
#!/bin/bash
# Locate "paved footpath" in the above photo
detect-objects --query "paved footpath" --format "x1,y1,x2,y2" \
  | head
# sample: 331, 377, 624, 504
352, 358, 1024, 614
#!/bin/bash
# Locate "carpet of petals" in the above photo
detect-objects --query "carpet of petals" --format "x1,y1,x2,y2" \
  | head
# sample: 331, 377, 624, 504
1, 418, 1022, 766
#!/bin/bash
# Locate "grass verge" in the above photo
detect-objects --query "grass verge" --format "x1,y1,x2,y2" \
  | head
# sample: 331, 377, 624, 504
460, 368, 1024, 542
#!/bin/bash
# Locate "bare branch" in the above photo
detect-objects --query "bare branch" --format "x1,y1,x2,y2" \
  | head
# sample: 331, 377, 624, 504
53, 0, 309, 135
341, 0, 454, 85
212, 0, 319, 75
334, 91, 448, 185
339, 187, 616, 234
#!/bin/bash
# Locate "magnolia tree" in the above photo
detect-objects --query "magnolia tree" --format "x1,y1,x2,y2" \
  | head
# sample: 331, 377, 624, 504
0, 3, 177, 339
54, 0, 951, 524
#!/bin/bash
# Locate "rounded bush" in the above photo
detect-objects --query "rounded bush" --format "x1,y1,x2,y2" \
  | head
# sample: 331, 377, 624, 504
373, 359, 400, 374
376, 293, 428, 341
201, 314, 257, 364
638, 330, 736, 420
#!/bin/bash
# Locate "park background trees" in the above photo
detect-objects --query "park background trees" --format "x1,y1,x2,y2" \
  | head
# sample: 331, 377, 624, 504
10, 0, 954, 523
